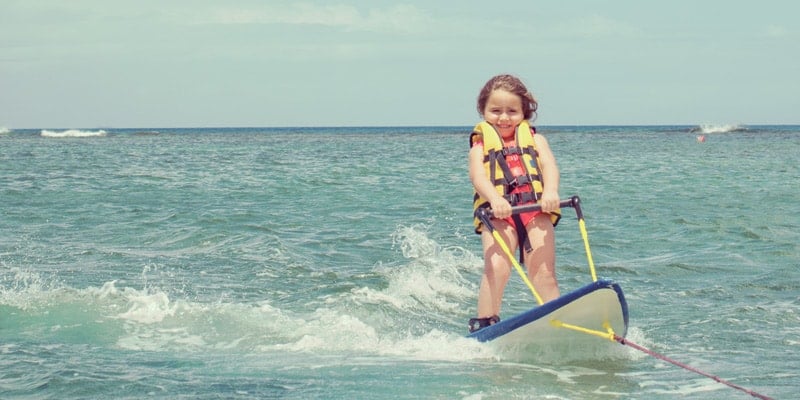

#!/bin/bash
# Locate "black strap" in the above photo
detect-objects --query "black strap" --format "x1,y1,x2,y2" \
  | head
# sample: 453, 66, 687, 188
501, 146, 524, 156
511, 214, 532, 262
504, 191, 539, 205
486, 146, 541, 193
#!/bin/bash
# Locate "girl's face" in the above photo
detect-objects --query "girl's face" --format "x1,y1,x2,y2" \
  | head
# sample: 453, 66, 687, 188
482, 89, 524, 138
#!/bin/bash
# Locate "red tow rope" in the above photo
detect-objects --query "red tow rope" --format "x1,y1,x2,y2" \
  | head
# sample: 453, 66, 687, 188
614, 335, 773, 400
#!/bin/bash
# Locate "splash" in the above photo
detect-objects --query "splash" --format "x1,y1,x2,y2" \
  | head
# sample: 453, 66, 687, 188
0, 227, 640, 365
0, 264, 487, 360
692, 124, 746, 134
41, 129, 107, 138
0, 268, 53, 310
365, 225, 480, 313
0, 126, 10, 134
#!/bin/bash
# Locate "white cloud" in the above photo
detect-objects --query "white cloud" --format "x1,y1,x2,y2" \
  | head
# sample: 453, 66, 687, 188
553, 14, 641, 38
187, 3, 435, 35
764, 24, 789, 38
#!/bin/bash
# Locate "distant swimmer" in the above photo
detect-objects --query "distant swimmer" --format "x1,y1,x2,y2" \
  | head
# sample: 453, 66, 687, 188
696, 135, 706, 143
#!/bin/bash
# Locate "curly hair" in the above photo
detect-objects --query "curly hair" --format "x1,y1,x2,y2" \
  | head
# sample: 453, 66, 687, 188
476, 74, 538, 121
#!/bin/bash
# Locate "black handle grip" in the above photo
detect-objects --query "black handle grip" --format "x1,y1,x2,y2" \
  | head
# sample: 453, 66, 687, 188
475, 195, 583, 225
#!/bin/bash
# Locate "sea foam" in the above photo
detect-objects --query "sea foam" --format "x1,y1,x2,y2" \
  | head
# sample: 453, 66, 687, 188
41, 129, 107, 138
693, 124, 746, 134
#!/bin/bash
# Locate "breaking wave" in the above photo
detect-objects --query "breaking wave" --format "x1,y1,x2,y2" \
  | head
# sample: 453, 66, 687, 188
691, 124, 747, 134
41, 129, 108, 138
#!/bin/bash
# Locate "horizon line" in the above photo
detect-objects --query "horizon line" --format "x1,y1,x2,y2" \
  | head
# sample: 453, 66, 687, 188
5, 122, 798, 131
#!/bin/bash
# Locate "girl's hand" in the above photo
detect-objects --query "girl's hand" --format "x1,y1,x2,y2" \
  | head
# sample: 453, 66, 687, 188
539, 191, 560, 213
489, 197, 513, 219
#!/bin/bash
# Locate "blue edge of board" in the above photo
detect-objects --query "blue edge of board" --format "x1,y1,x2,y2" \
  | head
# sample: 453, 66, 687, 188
467, 279, 629, 342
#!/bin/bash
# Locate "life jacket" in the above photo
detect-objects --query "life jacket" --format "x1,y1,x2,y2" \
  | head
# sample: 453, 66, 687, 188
470, 120, 561, 234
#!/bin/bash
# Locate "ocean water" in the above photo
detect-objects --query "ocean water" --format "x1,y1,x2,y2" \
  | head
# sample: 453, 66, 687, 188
1, 125, 797, 399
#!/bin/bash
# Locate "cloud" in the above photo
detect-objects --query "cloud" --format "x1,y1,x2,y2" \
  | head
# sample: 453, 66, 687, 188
764, 24, 789, 38
552, 14, 641, 39
189, 3, 436, 35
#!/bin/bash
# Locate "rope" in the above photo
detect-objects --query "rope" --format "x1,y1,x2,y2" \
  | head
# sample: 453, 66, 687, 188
577, 219, 598, 282
529, 196, 771, 398
550, 319, 773, 399
613, 335, 774, 400
480, 197, 773, 398
490, 229, 544, 305
549, 319, 616, 342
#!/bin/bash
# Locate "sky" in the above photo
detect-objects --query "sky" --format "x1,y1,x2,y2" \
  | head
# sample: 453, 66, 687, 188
1, 1, 798, 128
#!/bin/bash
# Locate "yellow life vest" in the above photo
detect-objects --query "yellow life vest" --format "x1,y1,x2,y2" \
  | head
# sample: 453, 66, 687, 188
470, 120, 560, 233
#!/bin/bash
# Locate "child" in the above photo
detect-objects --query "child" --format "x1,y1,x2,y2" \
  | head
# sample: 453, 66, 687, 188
468, 74, 562, 333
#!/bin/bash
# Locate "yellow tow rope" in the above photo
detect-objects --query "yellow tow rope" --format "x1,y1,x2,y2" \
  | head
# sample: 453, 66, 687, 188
488, 229, 544, 305
479, 197, 775, 400
578, 218, 598, 282
550, 319, 617, 342
476, 196, 596, 305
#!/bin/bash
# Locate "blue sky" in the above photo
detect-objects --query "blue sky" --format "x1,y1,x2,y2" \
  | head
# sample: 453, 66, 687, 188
2, 1, 798, 128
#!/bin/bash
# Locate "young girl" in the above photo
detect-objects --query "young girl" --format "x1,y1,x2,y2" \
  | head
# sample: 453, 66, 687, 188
468, 74, 562, 333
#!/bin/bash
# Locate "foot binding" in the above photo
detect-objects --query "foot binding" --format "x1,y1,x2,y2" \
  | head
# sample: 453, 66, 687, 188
468, 315, 500, 333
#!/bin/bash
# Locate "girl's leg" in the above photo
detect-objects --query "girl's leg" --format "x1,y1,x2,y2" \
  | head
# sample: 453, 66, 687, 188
476, 219, 518, 318
524, 213, 559, 302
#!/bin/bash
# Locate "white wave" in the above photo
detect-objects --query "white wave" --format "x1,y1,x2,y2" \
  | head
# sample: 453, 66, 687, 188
693, 124, 746, 134
0, 126, 10, 134
40, 129, 107, 138
1, 223, 636, 365
352, 225, 479, 314
1, 264, 641, 365
0, 268, 53, 310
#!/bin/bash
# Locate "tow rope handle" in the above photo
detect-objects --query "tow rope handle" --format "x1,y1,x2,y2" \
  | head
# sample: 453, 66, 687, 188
475, 195, 598, 283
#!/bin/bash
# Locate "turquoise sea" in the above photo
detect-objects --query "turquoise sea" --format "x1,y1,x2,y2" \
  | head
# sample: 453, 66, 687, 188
1, 125, 798, 399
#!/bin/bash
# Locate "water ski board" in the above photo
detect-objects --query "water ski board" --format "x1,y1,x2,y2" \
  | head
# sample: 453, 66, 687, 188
468, 279, 628, 345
